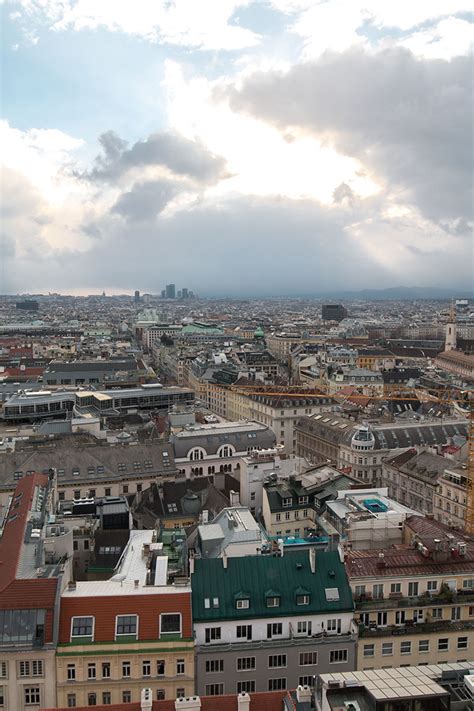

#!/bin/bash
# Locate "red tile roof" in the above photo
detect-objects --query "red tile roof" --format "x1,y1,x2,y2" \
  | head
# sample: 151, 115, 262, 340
346, 545, 474, 578
0, 473, 59, 643
59, 592, 192, 643
2, 366, 44, 378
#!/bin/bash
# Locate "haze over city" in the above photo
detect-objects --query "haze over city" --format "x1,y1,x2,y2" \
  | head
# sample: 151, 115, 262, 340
1, 0, 472, 295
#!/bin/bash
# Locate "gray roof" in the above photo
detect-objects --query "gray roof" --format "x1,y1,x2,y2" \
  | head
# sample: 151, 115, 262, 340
44, 359, 139, 373
171, 421, 276, 458
197, 506, 267, 558
0, 437, 176, 490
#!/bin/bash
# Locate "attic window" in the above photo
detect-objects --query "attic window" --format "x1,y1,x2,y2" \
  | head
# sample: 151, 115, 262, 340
204, 598, 210, 609
266, 595, 280, 608
296, 594, 310, 605
325, 587, 340, 602
167, 503, 178, 513
212, 597, 219, 608
282, 498, 292, 508
236, 599, 249, 610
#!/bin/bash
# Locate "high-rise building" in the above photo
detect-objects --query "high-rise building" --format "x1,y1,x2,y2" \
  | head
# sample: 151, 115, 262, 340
445, 301, 457, 351
134, 290, 140, 302
165, 283, 176, 299
182, 288, 189, 298
322, 304, 348, 322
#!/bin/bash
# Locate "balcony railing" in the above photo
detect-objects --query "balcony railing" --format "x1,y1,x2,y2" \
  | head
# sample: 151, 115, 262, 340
197, 630, 357, 653
355, 590, 474, 610
358, 619, 474, 638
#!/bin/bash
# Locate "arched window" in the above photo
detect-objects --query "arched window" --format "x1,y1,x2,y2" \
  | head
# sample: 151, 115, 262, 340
218, 445, 234, 458
189, 448, 205, 461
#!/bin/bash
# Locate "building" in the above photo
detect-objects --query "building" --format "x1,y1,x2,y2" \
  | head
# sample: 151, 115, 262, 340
0, 472, 72, 711
316, 662, 474, 711
2, 384, 194, 422
16, 300, 39, 311
166, 285, 176, 300
434, 351, 474, 380
170, 421, 276, 480
296, 414, 469, 486
42, 358, 148, 387
0, 438, 178, 511
445, 303, 457, 352
322, 305, 348, 322
322, 488, 418, 549
191, 549, 356, 696
381, 449, 468, 527
262, 465, 359, 538
134, 291, 140, 303
346, 516, 474, 669
195, 506, 268, 559
56, 530, 194, 707
326, 368, 384, 396
145, 326, 183, 350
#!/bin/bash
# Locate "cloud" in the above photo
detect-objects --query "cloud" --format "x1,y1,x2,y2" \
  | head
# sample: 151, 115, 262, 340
228, 47, 473, 224
8, 0, 261, 51
111, 178, 183, 221
84, 129, 228, 184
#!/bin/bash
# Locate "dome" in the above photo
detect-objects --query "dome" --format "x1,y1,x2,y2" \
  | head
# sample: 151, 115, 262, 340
351, 425, 375, 451
182, 491, 201, 515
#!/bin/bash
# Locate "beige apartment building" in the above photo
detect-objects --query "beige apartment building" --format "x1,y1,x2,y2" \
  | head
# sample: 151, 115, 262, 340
346, 517, 474, 670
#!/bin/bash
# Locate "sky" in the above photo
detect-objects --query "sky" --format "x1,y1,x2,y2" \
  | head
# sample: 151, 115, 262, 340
0, 0, 473, 296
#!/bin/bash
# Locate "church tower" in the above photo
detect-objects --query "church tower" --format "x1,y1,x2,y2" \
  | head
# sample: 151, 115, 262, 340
445, 301, 457, 352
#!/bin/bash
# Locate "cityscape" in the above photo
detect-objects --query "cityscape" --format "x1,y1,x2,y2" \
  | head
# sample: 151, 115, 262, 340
1, 0, 473, 710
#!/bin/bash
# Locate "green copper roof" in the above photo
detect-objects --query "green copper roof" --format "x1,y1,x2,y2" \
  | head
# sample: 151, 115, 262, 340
191, 550, 353, 622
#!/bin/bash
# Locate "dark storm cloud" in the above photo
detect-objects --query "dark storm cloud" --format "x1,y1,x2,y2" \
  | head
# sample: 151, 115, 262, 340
228, 48, 473, 224
111, 179, 182, 221
84, 129, 228, 183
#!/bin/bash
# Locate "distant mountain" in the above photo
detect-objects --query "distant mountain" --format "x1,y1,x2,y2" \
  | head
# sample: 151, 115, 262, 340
316, 286, 474, 301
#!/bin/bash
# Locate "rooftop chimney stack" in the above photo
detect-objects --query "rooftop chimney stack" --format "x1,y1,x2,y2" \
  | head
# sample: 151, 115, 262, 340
140, 688, 153, 711
237, 692, 251, 711
309, 546, 316, 573
296, 685, 312, 703
175, 697, 202, 710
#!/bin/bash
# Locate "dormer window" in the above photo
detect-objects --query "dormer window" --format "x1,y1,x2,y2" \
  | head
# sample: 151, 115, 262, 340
266, 595, 280, 608
212, 597, 219, 608
296, 594, 310, 605
236, 599, 250, 610
282, 498, 292, 508
299, 496, 308, 505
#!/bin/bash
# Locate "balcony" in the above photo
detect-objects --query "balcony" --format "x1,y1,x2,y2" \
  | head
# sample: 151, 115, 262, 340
198, 630, 357, 653
355, 590, 474, 610
358, 619, 474, 638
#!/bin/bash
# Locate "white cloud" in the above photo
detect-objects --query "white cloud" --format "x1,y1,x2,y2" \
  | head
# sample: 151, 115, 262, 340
7, 0, 261, 50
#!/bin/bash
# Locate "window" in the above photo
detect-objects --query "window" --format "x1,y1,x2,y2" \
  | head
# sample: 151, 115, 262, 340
67, 664, 76, 680
102, 692, 111, 705
212, 597, 219, 608
237, 680, 256, 693
276, 513, 281, 522
267, 622, 283, 638
160, 613, 181, 636
377, 611, 387, 627
457, 637, 468, 650
354, 585, 366, 597
88, 663, 96, 679
327, 618, 341, 633
237, 657, 256, 671
268, 678, 287, 691
382, 643, 393, 656
373, 584, 384, 599
205, 627, 221, 643
67, 693, 77, 708
431, 608, 443, 619
102, 662, 110, 678
438, 639, 449, 652
176, 659, 185, 675
205, 684, 224, 696
427, 580, 438, 593
156, 660, 165, 676
206, 660, 224, 673
236, 599, 249, 610
463, 579, 474, 589
122, 692, 131, 703
71, 616, 94, 639
268, 655, 287, 668
395, 611, 405, 625
122, 661, 131, 678
408, 582, 419, 597
330, 650, 348, 664
236, 625, 252, 640
104, 488, 111, 496
390, 583, 401, 594
400, 641, 411, 655
363, 644, 375, 658
266, 596, 280, 608
419, 640, 429, 653
297, 621, 312, 635
24, 688, 41, 705
0, 662, 6, 679
296, 594, 310, 605
451, 606, 461, 621
116, 614, 138, 637
299, 652, 318, 666
156, 690, 165, 701
88, 693, 97, 706
282, 498, 292, 508
142, 660, 151, 677
19, 661, 44, 678
122, 486, 128, 494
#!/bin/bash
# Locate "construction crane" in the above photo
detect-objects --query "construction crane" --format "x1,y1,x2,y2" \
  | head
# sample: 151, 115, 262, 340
224, 381, 474, 535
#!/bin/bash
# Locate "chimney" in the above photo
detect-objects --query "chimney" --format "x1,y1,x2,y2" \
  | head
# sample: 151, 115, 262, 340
309, 547, 316, 573
230, 490, 240, 506
134, 579, 139, 588
296, 685, 312, 704
175, 697, 202, 710
237, 692, 250, 711
68, 581, 76, 591
222, 551, 228, 569
140, 688, 153, 711
201, 510, 209, 524
189, 553, 195, 575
